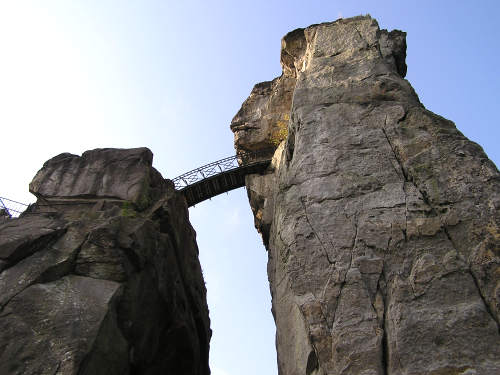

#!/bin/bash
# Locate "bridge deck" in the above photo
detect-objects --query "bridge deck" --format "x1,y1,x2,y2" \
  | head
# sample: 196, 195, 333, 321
178, 160, 270, 207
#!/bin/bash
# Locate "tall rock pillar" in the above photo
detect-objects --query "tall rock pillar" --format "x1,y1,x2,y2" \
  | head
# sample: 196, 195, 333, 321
232, 16, 500, 375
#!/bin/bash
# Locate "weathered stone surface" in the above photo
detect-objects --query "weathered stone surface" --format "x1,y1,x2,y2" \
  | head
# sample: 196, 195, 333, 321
0, 215, 67, 271
29, 147, 166, 209
0, 148, 210, 375
232, 16, 500, 375
0, 226, 84, 309
0, 275, 124, 375
231, 76, 296, 153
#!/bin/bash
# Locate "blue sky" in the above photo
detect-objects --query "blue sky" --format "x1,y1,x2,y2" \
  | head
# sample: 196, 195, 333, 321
1, 1, 499, 375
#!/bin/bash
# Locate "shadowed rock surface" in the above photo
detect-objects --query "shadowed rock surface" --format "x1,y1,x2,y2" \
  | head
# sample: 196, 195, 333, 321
0, 148, 210, 375
232, 15, 500, 375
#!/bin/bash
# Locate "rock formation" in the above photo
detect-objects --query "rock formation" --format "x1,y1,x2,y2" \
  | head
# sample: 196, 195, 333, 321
0, 148, 210, 375
1, 15, 499, 375
232, 16, 500, 375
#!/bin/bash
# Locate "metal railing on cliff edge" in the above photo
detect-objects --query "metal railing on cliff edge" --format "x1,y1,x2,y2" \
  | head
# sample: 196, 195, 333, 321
1, 149, 274, 216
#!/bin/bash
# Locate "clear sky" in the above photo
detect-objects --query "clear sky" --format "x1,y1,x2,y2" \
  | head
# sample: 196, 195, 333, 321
1, 1, 499, 375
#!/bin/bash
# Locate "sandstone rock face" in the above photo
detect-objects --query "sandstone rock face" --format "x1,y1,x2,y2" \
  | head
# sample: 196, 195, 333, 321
0, 148, 210, 375
232, 16, 500, 375
29, 148, 165, 210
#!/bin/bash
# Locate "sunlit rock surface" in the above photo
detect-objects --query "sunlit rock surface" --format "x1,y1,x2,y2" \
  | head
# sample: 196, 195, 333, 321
232, 15, 500, 375
0, 148, 210, 375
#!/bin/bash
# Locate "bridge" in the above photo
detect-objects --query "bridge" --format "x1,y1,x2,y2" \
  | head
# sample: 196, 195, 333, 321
172, 149, 272, 206
0, 150, 273, 217
0, 197, 28, 219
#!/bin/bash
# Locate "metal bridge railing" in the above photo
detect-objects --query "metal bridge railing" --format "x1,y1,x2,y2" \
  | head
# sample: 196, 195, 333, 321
0, 196, 29, 218
171, 149, 273, 190
1, 149, 275, 217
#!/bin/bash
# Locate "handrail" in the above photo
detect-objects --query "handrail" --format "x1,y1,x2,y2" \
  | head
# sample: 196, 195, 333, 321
1, 149, 275, 217
171, 149, 273, 190
0, 196, 29, 218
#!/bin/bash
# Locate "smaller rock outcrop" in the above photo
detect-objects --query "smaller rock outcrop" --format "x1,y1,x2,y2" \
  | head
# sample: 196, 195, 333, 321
0, 148, 210, 375
29, 147, 166, 210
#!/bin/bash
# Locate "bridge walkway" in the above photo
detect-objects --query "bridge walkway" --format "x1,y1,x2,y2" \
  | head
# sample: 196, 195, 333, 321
1, 149, 273, 215
172, 150, 272, 207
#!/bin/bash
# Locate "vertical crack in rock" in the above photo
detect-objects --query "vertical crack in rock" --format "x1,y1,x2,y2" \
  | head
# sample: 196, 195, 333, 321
381, 117, 436, 217
381, 123, 410, 243
444, 226, 500, 331
378, 267, 389, 375
52, 361, 61, 375
332, 215, 357, 329
306, 349, 319, 375
351, 24, 371, 49
300, 198, 335, 265
468, 266, 500, 332
380, 118, 407, 182
320, 265, 336, 302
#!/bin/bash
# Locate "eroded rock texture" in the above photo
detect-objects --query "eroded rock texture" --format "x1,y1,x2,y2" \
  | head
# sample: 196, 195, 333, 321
0, 148, 210, 375
232, 16, 500, 375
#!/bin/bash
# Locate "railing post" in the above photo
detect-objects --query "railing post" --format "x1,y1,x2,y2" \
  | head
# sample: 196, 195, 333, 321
0, 197, 12, 218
